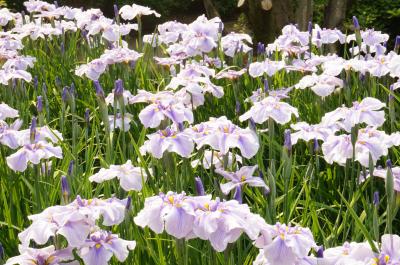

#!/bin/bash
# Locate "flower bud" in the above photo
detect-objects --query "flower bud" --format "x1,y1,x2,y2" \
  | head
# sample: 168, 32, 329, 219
308, 21, 313, 35
114, 79, 124, 96
54, 1, 59, 8
352, 16, 360, 30
33, 75, 38, 90
195, 177, 205, 196
316, 246, 324, 258
36, 96, 43, 113
257, 42, 265, 55
395, 35, 400, 53
284, 129, 292, 153
113, 4, 119, 20
263, 78, 269, 92
85, 108, 90, 124
313, 138, 320, 153
68, 160, 74, 176
373, 191, 379, 206
235, 100, 241, 115
125, 196, 132, 211
61, 175, 70, 202
94, 81, 104, 99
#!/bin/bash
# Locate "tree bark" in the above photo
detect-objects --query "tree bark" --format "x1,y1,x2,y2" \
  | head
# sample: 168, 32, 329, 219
246, 0, 293, 43
294, 0, 313, 31
324, 0, 348, 29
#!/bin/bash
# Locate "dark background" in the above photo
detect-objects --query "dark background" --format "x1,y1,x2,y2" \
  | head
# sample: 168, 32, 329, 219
3, 0, 400, 46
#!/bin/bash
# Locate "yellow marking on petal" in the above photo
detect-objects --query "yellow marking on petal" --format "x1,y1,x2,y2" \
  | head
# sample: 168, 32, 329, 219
204, 203, 209, 210
385, 255, 390, 263
241, 176, 246, 182
95, 243, 102, 249
168, 196, 174, 204
358, 140, 366, 145
46, 256, 56, 264
223, 126, 229, 133
279, 233, 285, 240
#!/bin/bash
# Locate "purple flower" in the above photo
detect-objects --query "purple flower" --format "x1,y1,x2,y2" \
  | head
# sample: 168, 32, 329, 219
295, 73, 344, 97
5, 246, 77, 265
188, 116, 259, 159
192, 198, 265, 252
239, 96, 299, 125
0, 103, 19, 120
119, 4, 160, 20
140, 127, 194, 158
215, 165, 268, 195
221, 33, 252, 58
79, 230, 135, 265
190, 150, 242, 170
89, 160, 150, 191
256, 223, 317, 265
6, 141, 63, 172
134, 192, 209, 239
290, 122, 338, 145
0, 119, 23, 149
321, 241, 375, 264
195, 177, 205, 196
108, 113, 133, 132
379, 234, 400, 264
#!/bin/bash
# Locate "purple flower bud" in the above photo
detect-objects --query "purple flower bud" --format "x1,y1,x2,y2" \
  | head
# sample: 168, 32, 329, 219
130, 60, 136, 69
125, 196, 132, 211
42, 82, 47, 94
54, 1, 59, 8
235, 100, 241, 114
234, 185, 242, 204
61, 175, 70, 198
30, 117, 37, 143
81, 29, 88, 40
389, 84, 394, 102
0, 242, 3, 260
395, 36, 400, 51
373, 191, 379, 206
33, 76, 38, 90
308, 21, 313, 35
352, 16, 360, 30
36, 96, 43, 113
85, 108, 90, 124
68, 160, 74, 176
316, 246, 324, 258
218, 21, 223, 34
12, 79, 16, 89
113, 4, 119, 19
70, 83, 75, 96
94, 81, 104, 98
359, 73, 365, 83
239, 45, 244, 53
62, 86, 69, 103
195, 177, 205, 196
263, 79, 269, 92
314, 138, 320, 153
114, 79, 124, 96
386, 159, 393, 168
284, 129, 292, 152
257, 42, 265, 55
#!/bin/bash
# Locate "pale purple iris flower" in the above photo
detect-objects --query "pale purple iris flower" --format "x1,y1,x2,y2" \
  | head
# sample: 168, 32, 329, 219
215, 68, 247, 80
15, 125, 63, 146
0, 103, 19, 120
221, 32, 252, 58
215, 165, 268, 195
191, 150, 242, 169
138, 98, 193, 128
379, 234, 400, 264
295, 73, 344, 97
100, 48, 142, 65
19, 196, 128, 248
79, 230, 135, 265
360, 166, 400, 192
89, 160, 150, 191
105, 89, 135, 108
101, 24, 138, 43
322, 128, 389, 167
140, 127, 194, 158
108, 113, 133, 132
255, 223, 317, 265
290, 122, 338, 145
192, 198, 266, 252
75, 58, 107, 81
0, 119, 23, 149
5, 245, 78, 265
321, 97, 386, 132
134, 191, 210, 239
312, 24, 346, 47
187, 116, 259, 159
322, 57, 366, 76
6, 141, 63, 172
321, 241, 376, 265
248, 59, 285, 78
119, 4, 160, 20
239, 96, 299, 125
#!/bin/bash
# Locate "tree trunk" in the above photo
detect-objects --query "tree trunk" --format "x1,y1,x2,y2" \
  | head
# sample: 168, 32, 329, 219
246, 0, 293, 43
203, 0, 221, 18
294, 0, 313, 31
324, 0, 348, 29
